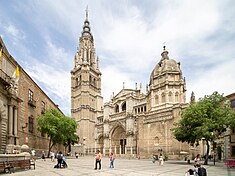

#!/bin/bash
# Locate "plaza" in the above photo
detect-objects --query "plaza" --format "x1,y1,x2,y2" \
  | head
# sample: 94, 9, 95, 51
10, 156, 235, 176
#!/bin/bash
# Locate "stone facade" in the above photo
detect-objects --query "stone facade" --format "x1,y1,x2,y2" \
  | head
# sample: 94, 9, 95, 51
0, 37, 62, 154
71, 10, 103, 151
224, 93, 235, 159
71, 12, 190, 159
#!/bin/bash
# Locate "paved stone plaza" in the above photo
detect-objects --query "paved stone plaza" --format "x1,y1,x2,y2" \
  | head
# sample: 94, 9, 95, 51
10, 156, 235, 176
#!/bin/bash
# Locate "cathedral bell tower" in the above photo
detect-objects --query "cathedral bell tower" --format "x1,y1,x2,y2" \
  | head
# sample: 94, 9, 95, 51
71, 9, 103, 149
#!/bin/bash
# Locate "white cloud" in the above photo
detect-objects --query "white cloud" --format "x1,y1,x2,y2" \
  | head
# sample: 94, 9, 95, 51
1, 0, 235, 115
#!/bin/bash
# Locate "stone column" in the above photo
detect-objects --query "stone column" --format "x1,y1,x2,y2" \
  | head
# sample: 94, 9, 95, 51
8, 105, 14, 144
8, 105, 13, 135
14, 107, 18, 136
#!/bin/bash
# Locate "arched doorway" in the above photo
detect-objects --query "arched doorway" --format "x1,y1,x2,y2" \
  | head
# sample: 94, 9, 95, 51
97, 135, 104, 152
111, 126, 126, 154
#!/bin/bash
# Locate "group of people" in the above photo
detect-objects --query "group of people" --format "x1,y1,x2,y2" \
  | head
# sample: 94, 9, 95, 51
31, 149, 67, 168
94, 150, 115, 170
152, 153, 164, 165
185, 154, 207, 176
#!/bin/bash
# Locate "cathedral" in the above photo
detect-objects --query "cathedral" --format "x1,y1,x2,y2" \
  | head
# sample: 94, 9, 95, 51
71, 11, 190, 159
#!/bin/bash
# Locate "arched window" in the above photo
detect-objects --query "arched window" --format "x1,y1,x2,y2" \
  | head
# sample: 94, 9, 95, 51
169, 92, 173, 102
93, 78, 96, 87
155, 95, 159, 104
115, 105, 119, 113
121, 102, 126, 111
161, 93, 166, 103
175, 92, 179, 102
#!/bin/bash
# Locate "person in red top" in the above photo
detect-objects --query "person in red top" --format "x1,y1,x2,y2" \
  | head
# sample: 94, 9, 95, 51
109, 152, 115, 168
94, 150, 102, 170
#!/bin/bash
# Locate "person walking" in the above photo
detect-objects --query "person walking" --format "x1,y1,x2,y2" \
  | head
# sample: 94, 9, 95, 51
159, 153, 164, 166
194, 154, 201, 166
94, 150, 102, 170
41, 151, 46, 161
109, 152, 115, 168
50, 151, 55, 162
31, 149, 36, 161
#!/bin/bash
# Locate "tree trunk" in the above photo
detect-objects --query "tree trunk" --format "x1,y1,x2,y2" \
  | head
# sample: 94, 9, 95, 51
204, 140, 210, 165
47, 137, 54, 158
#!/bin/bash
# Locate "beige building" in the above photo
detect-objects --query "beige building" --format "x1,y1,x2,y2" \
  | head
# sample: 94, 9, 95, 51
71, 12, 190, 159
71, 11, 103, 150
0, 37, 62, 154
224, 93, 235, 159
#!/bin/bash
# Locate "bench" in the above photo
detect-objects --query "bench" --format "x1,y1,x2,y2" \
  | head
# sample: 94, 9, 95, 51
11, 159, 31, 170
0, 159, 33, 173
0, 161, 14, 173
224, 159, 235, 168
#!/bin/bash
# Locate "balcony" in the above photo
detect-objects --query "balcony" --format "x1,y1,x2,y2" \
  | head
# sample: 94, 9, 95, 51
28, 99, 36, 108
0, 69, 11, 87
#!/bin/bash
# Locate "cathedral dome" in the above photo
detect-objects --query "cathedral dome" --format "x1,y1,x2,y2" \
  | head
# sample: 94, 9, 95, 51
150, 47, 181, 83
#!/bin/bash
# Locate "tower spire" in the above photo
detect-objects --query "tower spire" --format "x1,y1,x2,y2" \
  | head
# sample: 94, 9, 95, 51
85, 6, 88, 20
82, 6, 92, 37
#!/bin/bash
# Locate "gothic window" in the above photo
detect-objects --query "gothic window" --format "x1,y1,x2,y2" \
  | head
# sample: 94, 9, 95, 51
155, 95, 159, 104
144, 106, 146, 112
169, 92, 173, 102
161, 93, 166, 103
115, 105, 119, 113
28, 116, 34, 133
175, 92, 179, 102
121, 102, 126, 111
93, 78, 96, 87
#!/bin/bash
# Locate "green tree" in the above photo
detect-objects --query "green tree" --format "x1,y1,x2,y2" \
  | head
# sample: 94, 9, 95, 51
37, 109, 78, 157
172, 91, 235, 165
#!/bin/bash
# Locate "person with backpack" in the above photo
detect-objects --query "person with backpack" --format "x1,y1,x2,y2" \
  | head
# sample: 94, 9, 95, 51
57, 151, 63, 168
194, 163, 207, 176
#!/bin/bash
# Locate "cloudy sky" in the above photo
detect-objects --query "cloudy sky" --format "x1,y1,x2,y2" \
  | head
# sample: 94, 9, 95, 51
0, 0, 235, 115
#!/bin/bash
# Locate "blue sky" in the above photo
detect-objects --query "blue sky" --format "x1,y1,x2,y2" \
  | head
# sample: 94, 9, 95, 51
1, 0, 235, 115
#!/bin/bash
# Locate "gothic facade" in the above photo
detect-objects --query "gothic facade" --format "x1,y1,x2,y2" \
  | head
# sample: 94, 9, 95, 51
71, 12, 190, 159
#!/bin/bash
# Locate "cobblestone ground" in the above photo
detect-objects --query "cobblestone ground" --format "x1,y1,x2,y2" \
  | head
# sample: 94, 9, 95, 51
8, 156, 235, 176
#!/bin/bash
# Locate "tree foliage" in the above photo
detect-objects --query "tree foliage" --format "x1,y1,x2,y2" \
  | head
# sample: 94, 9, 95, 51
172, 91, 235, 164
37, 109, 78, 156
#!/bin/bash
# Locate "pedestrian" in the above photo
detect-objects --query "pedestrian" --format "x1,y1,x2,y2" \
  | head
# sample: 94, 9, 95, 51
109, 152, 115, 168
75, 152, 78, 158
159, 153, 164, 166
41, 151, 46, 161
50, 151, 55, 162
94, 150, 102, 170
194, 154, 200, 166
57, 151, 63, 168
194, 163, 200, 176
31, 149, 36, 161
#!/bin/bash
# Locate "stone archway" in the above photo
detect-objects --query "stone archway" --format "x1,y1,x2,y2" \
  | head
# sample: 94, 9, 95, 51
111, 126, 126, 154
